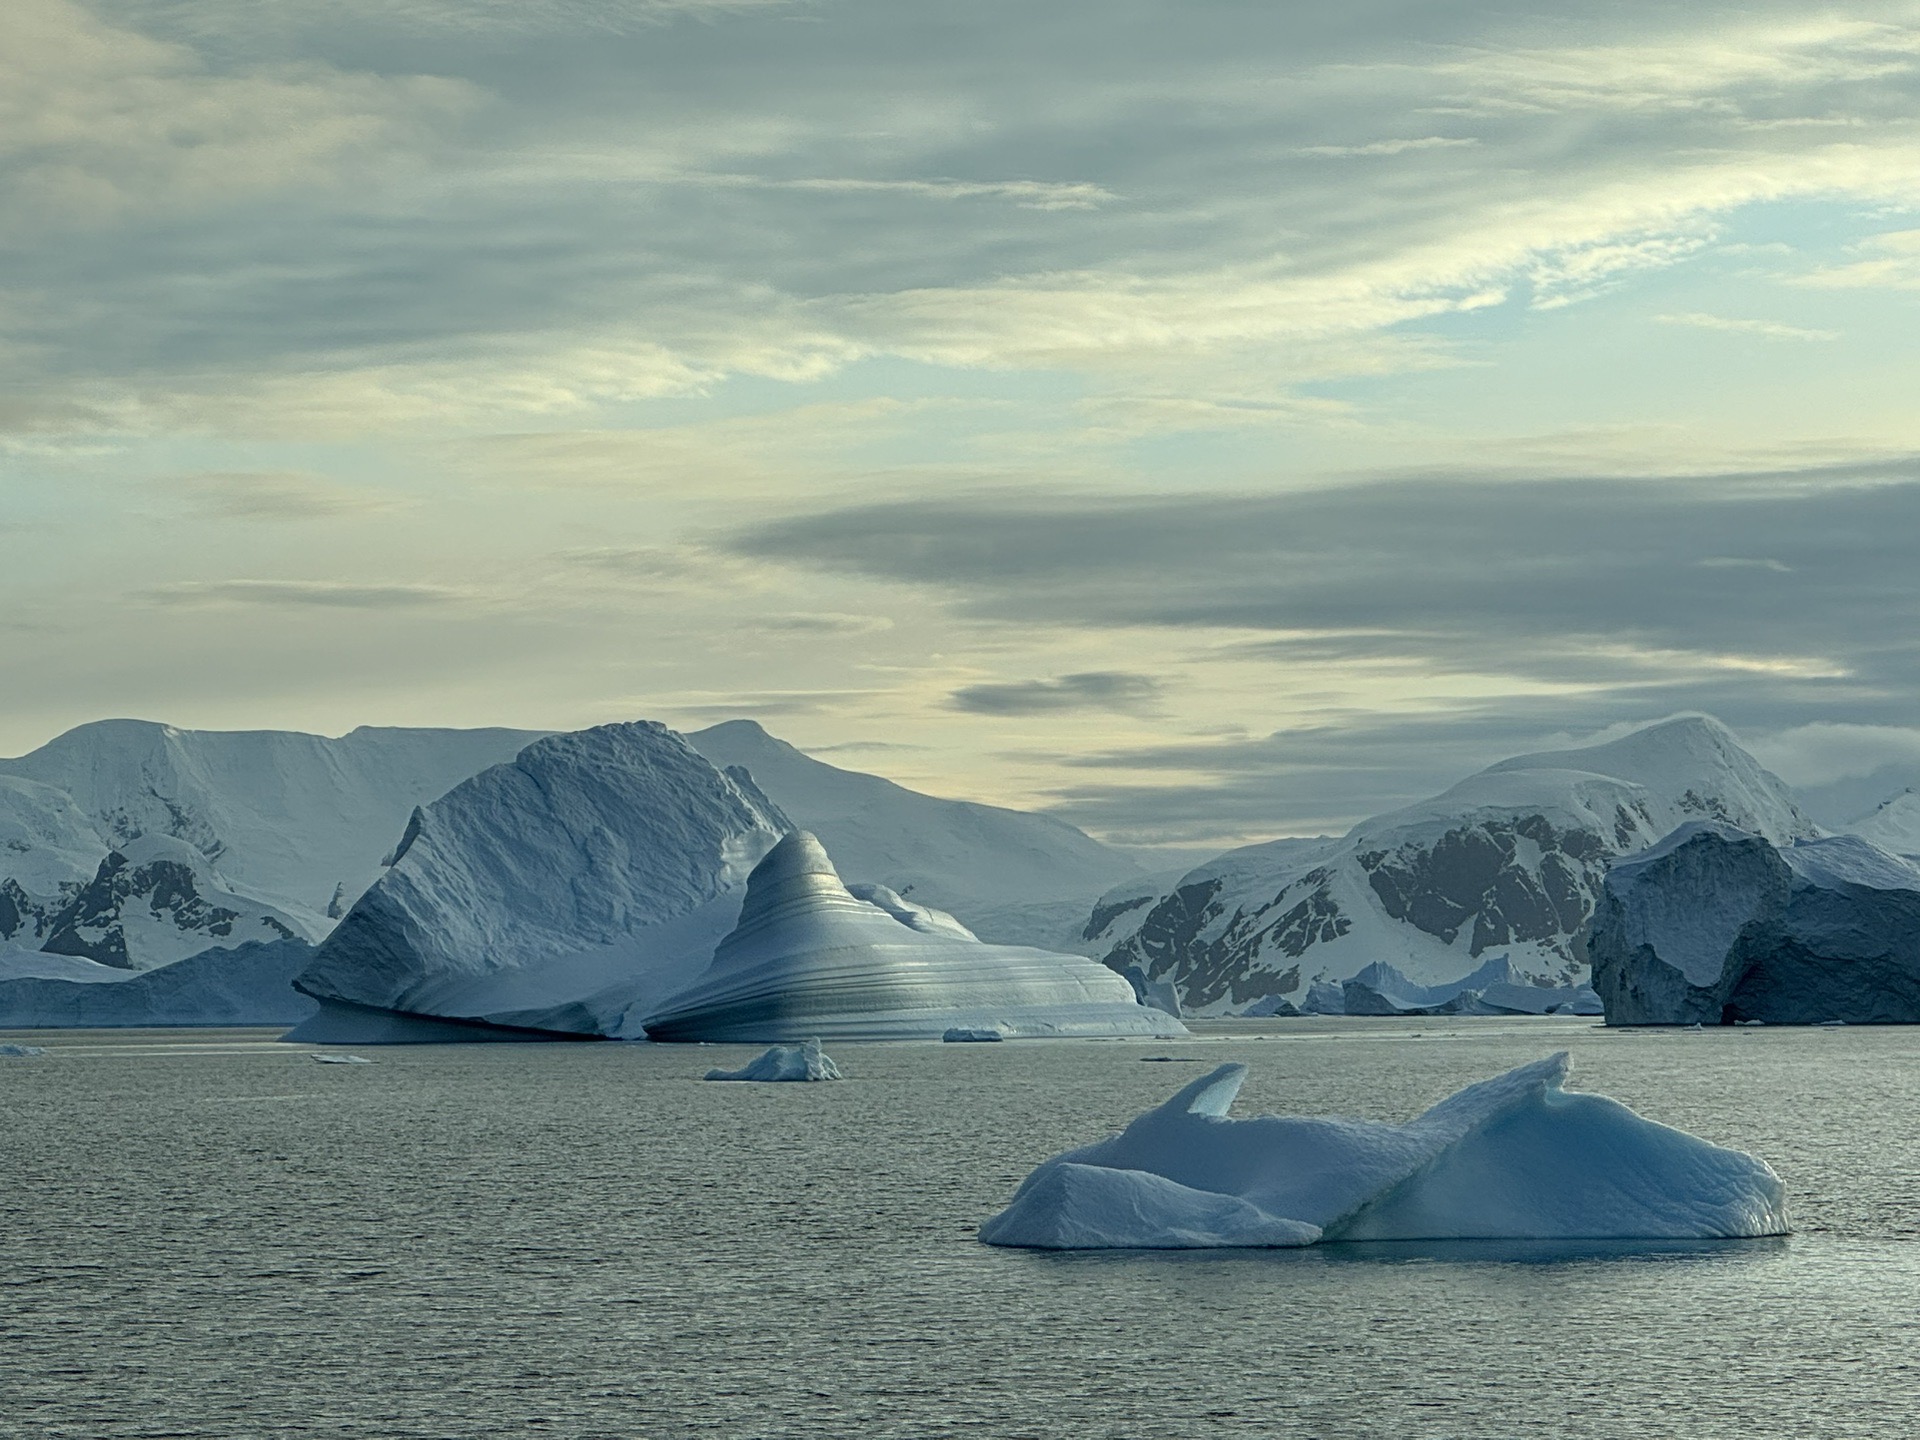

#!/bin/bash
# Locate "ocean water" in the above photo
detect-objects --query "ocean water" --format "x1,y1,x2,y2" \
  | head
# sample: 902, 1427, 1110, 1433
4, 1018, 1919, 1439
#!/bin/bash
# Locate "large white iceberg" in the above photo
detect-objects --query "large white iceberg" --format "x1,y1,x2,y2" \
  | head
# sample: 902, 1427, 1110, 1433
979, 1053, 1787, 1248
645, 831, 1184, 1042
292, 722, 788, 1040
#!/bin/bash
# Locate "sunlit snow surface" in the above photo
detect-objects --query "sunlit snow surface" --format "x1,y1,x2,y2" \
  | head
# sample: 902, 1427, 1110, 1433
980, 1053, 1788, 1248
646, 832, 1183, 1042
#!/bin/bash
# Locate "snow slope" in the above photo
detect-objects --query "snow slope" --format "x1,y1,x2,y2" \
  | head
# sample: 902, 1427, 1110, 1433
1842, 788, 1920, 858
688, 721, 1141, 946
1091, 716, 1818, 1017
1589, 821, 1920, 1025
293, 722, 790, 1039
645, 831, 1183, 1042
0, 720, 543, 932
979, 1053, 1788, 1248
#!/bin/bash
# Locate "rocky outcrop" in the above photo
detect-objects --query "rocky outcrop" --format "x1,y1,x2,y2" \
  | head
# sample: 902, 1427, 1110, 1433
1589, 822, 1920, 1025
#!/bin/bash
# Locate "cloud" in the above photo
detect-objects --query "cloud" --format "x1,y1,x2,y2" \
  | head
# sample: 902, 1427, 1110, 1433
751, 613, 895, 635
949, 671, 1164, 716
1297, 137, 1478, 157
141, 579, 471, 609
1655, 312, 1838, 340
168, 471, 395, 520
0, 0, 475, 230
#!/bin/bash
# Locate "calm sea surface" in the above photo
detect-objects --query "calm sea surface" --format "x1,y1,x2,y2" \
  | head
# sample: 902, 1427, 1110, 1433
4, 1018, 1919, 1439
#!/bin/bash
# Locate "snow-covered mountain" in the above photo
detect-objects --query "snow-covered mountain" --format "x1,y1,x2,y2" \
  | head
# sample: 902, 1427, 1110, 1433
688, 720, 1142, 946
293, 722, 791, 1039
17, 834, 314, 971
1842, 789, 1920, 858
0, 719, 544, 933
1090, 716, 1818, 1017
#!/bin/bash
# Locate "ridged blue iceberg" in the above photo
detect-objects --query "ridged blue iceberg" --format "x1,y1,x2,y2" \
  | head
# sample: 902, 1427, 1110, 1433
980, 1053, 1788, 1248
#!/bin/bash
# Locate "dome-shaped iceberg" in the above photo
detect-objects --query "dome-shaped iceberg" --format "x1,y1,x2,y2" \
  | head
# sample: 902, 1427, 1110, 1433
645, 831, 1184, 1042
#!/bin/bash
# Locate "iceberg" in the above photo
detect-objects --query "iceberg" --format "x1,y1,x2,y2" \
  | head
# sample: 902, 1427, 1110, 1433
979, 1053, 1787, 1248
645, 832, 1185, 1042
1590, 821, 1920, 1025
292, 722, 789, 1040
0, 1043, 48, 1058
704, 1037, 843, 1081
0, 939, 317, 1028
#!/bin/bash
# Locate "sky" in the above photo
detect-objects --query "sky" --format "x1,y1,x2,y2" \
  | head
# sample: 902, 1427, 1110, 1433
6, 0, 1920, 848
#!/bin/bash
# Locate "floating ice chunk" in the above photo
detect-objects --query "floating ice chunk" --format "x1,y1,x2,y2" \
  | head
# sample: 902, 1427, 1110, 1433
0, 1042, 47, 1058
704, 1037, 843, 1082
979, 1053, 1788, 1249
308, 1053, 373, 1065
943, 1027, 1005, 1043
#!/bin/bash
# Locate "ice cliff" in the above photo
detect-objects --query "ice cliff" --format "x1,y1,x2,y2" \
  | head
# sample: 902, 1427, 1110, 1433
293, 723, 789, 1039
645, 831, 1184, 1042
979, 1053, 1788, 1248
1089, 715, 1816, 1017
1588, 821, 1920, 1025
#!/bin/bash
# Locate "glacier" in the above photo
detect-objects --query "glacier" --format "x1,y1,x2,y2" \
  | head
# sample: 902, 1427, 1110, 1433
292, 722, 789, 1040
704, 1038, 844, 1081
645, 831, 1185, 1042
979, 1053, 1788, 1249
1589, 821, 1920, 1025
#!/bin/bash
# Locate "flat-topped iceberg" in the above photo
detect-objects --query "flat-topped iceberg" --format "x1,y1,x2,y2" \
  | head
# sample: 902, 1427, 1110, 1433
979, 1053, 1787, 1248
646, 831, 1184, 1042
704, 1038, 843, 1081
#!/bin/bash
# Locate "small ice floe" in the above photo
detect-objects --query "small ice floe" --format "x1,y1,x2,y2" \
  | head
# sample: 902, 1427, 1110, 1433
979, 1053, 1788, 1250
704, 1037, 842, 1082
942, 1027, 1005, 1043
0, 1043, 48, 1058
308, 1053, 374, 1065
1139, 1056, 1205, 1063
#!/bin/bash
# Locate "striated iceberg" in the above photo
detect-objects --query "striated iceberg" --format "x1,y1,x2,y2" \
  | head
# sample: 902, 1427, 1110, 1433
646, 831, 1184, 1042
979, 1053, 1787, 1248
1589, 821, 1920, 1025
292, 723, 788, 1040
704, 1038, 843, 1081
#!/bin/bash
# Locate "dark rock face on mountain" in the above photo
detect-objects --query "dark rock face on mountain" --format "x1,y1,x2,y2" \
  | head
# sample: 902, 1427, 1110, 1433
1590, 822, 1920, 1025
1090, 717, 1817, 1017
39, 843, 301, 969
